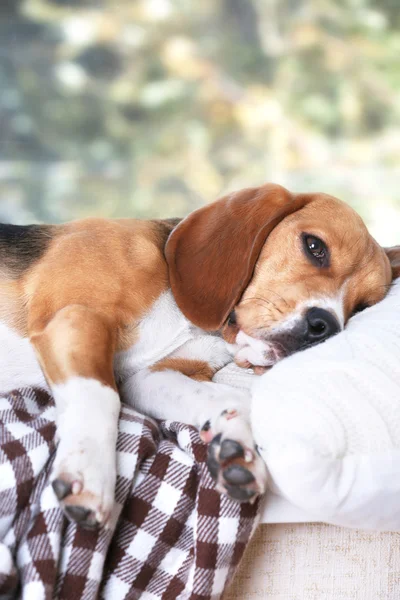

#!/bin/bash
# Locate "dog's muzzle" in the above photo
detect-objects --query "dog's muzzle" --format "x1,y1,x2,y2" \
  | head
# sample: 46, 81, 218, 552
266, 307, 341, 360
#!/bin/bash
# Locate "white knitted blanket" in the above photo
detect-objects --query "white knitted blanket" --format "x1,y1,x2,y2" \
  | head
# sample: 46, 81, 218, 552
216, 279, 400, 531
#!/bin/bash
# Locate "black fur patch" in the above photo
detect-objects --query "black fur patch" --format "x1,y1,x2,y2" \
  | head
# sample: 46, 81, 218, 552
152, 218, 182, 249
0, 224, 53, 277
163, 218, 182, 229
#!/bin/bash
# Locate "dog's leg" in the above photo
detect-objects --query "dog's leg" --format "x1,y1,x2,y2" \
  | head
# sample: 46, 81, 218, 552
121, 369, 268, 503
30, 305, 119, 528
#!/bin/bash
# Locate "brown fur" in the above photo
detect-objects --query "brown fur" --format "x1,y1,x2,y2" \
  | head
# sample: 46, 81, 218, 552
0, 279, 27, 333
151, 358, 215, 382
166, 184, 395, 338
2, 218, 175, 386
0, 185, 399, 389
236, 196, 392, 338
385, 246, 400, 280
31, 305, 117, 388
25, 219, 170, 336
166, 184, 314, 331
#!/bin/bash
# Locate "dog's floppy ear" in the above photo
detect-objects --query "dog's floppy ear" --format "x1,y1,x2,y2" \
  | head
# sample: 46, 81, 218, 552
385, 246, 400, 280
165, 183, 313, 330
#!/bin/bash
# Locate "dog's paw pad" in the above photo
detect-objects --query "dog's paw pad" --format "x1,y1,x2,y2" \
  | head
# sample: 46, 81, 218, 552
53, 482, 111, 529
51, 447, 115, 529
206, 415, 268, 503
64, 505, 98, 529
52, 478, 73, 501
221, 409, 239, 420
200, 420, 214, 444
224, 485, 257, 502
223, 464, 255, 485
219, 439, 245, 461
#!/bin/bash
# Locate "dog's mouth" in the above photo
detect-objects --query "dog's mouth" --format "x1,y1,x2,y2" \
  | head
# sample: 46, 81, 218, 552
235, 330, 289, 368
235, 310, 341, 369
235, 331, 299, 368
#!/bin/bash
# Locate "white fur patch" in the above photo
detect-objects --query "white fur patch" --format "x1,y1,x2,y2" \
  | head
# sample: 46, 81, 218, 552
115, 291, 196, 382
53, 377, 120, 438
171, 334, 234, 371
52, 378, 120, 523
115, 290, 234, 384
121, 368, 250, 428
0, 322, 47, 393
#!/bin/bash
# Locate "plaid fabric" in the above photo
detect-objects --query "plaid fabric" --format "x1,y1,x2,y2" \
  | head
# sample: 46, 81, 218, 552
0, 388, 260, 599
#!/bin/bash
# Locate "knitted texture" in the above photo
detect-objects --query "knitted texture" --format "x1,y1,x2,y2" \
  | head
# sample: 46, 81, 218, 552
215, 280, 400, 530
249, 279, 400, 531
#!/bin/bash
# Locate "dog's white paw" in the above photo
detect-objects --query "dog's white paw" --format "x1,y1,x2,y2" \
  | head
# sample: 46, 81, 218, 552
200, 409, 268, 502
51, 438, 116, 529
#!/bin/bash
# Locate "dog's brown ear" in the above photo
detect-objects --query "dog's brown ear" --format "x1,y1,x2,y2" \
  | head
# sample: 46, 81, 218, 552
165, 183, 313, 330
385, 246, 400, 280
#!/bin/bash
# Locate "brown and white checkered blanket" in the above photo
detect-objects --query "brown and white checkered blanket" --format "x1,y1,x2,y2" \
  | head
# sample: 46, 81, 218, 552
0, 388, 260, 599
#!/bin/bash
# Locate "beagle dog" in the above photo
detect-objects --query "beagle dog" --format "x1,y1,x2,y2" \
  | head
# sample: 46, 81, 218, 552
0, 183, 398, 529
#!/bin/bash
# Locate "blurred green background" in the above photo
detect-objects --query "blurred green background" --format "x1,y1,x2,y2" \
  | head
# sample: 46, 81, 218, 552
1, 0, 400, 244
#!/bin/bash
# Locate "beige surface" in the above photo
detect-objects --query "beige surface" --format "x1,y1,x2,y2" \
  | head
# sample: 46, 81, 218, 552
225, 523, 400, 600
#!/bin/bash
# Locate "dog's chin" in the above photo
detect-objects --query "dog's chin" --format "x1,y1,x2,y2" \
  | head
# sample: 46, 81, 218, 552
263, 343, 288, 364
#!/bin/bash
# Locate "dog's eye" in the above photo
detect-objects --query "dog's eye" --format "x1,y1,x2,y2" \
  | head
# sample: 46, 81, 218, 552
303, 234, 329, 267
227, 311, 237, 326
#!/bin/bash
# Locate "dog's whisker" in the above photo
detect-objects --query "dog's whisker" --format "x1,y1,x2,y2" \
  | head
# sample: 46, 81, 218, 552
241, 296, 284, 316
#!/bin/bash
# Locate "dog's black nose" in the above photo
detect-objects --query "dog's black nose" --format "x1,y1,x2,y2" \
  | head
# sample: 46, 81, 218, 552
305, 308, 340, 344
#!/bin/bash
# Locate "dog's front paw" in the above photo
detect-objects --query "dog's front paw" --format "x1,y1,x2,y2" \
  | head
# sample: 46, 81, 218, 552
51, 439, 116, 529
201, 410, 268, 503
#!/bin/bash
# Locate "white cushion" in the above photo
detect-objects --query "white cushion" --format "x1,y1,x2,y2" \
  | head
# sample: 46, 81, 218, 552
248, 279, 400, 531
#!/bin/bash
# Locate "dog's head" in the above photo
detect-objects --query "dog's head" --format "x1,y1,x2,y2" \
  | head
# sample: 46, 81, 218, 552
166, 184, 399, 367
